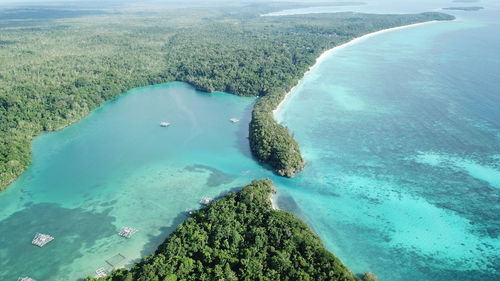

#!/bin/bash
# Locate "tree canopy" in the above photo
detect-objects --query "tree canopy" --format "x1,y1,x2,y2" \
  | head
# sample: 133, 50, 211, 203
85, 179, 359, 281
0, 1, 455, 190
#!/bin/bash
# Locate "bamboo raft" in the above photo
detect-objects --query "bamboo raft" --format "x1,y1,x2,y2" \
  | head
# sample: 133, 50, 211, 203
32, 233, 54, 247
95, 267, 108, 278
199, 197, 214, 205
118, 227, 138, 238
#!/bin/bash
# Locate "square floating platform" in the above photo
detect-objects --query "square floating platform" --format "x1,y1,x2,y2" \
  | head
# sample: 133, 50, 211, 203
95, 267, 108, 278
31, 233, 54, 247
118, 227, 137, 238
106, 253, 126, 268
199, 197, 214, 205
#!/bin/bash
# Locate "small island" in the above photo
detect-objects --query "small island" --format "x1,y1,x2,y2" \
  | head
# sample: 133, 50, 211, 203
443, 6, 484, 11
85, 179, 372, 281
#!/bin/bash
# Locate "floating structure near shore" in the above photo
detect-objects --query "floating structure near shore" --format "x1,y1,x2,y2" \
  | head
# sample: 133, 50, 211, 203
95, 268, 108, 278
18, 277, 37, 281
199, 197, 214, 205
118, 226, 138, 238
229, 118, 240, 123
106, 253, 126, 268
160, 121, 170, 127
32, 233, 54, 247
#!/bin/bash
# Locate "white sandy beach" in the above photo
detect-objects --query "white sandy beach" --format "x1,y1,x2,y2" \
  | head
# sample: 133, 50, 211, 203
271, 194, 278, 210
272, 20, 439, 117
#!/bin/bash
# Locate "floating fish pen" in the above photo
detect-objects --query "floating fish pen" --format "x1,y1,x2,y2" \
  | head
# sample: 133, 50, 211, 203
118, 227, 138, 238
199, 197, 214, 205
160, 121, 170, 127
229, 118, 240, 123
106, 253, 126, 268
95, 267, 108, 278
32, 233, 54, 247
18, 277, 36, 281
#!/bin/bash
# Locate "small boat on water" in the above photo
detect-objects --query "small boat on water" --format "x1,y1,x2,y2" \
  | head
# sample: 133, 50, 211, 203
160, 122, 170, 127
229, 118, 240, 123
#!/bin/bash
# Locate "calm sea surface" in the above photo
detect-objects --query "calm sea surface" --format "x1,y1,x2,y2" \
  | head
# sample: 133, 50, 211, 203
1, 1, 499, 280
275, 2, 500, 280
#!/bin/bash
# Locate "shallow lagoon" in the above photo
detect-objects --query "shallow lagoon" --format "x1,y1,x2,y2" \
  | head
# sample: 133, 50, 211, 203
0, 83, 270, 280
1, 3, 500, 281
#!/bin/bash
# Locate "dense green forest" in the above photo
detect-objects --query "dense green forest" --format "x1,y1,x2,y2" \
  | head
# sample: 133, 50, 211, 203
0, 1, 454, 190
85, 179, 361, 281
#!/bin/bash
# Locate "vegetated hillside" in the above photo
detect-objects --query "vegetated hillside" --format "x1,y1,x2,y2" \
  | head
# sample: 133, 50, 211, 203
0, 0, 455, 190
85, 179, 359, 281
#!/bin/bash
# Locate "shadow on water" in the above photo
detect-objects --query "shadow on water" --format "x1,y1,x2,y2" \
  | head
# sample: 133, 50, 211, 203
234, 102, 255, 159
275, 191, 312, 225
137, 212, 189, 258
184, 164, 237, 187
0, 203, 116, 280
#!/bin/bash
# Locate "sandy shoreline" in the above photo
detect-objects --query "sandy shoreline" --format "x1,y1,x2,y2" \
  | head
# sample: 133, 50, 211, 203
271, 194, 278, 210
272, 20, 438, 117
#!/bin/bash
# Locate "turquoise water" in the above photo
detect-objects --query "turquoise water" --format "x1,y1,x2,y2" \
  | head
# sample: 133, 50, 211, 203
0, 83, 270, 280
263, 0, 493, 16
2, 2, 500, 281
275, 2, 500, 280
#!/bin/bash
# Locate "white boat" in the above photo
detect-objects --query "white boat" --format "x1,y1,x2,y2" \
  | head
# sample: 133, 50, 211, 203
160, 122, 170, 127
229, 118, 240, 123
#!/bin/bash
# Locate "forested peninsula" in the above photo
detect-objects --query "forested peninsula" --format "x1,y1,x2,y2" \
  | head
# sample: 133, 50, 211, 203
0, 1, 454, 191
85, 179, 363, 281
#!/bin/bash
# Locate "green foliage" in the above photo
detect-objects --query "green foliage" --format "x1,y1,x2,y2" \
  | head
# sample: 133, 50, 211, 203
85, 179, 359, 281
0, 1, 454, 190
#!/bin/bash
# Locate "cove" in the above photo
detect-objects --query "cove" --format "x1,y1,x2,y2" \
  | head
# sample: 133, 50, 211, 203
0, 82, 270, 280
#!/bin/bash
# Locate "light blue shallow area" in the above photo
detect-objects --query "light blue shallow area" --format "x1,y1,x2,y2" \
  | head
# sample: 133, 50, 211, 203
276, 3, 500, 280
1, 1, 500, 281
0, 83, 270, 280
